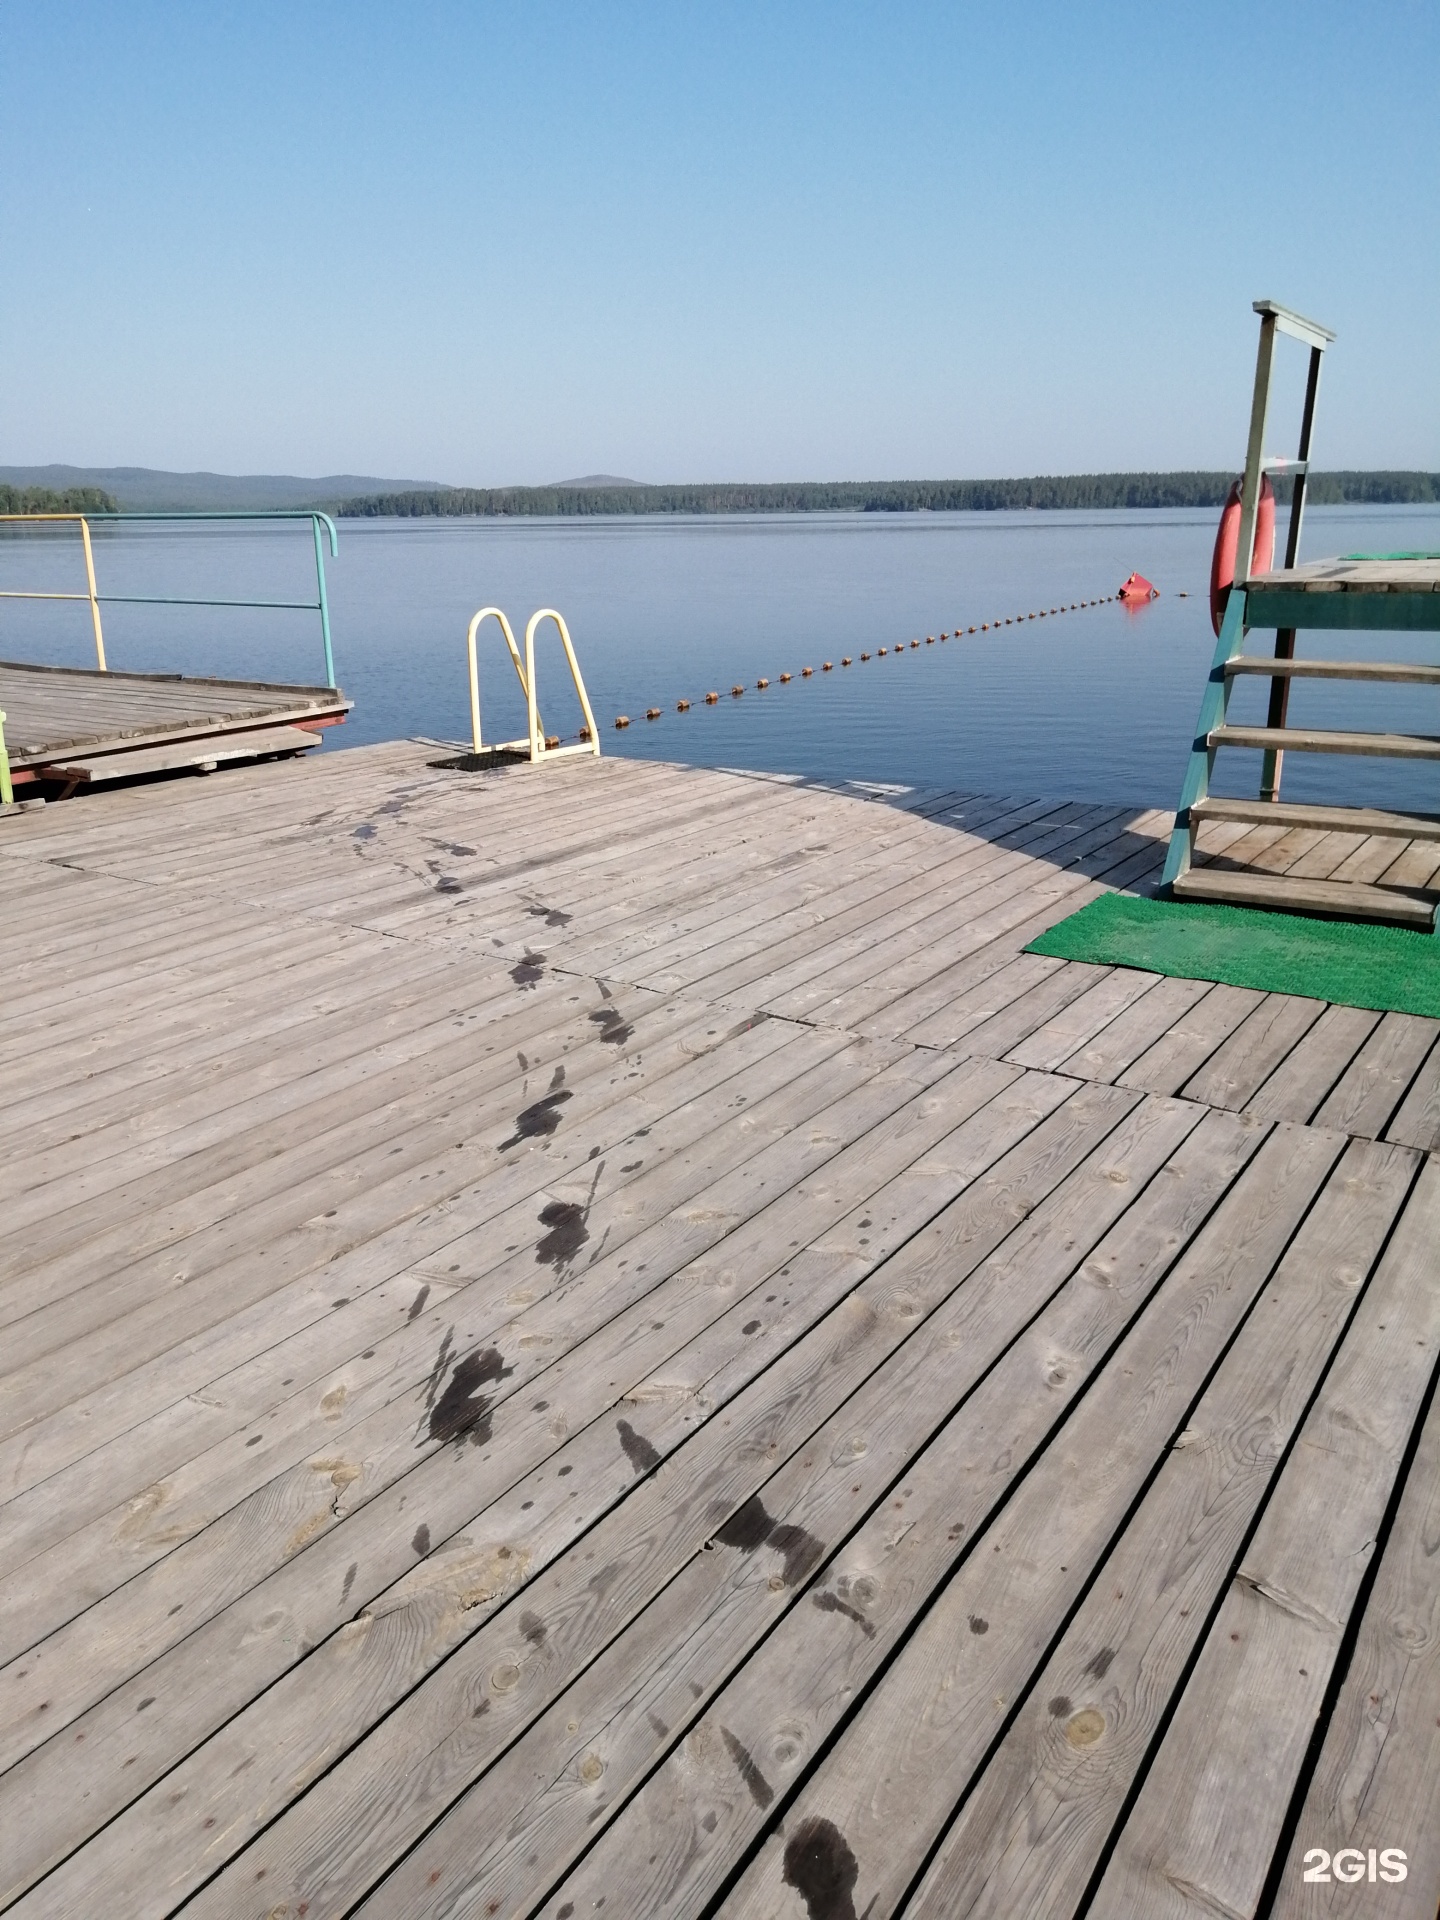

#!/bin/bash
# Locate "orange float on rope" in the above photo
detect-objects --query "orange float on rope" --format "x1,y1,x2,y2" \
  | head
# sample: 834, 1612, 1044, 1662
1118, 571, 1158, 603
1209, 476, 1276, 635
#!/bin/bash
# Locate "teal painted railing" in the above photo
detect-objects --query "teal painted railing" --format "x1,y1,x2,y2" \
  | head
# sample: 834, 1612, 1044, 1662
0, 510, 340, 688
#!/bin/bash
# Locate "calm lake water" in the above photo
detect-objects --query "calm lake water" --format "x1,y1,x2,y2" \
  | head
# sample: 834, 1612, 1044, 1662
4, 505, 1438, 810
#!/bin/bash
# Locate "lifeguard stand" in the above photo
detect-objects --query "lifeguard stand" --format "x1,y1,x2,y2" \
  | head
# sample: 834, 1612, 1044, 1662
1161, 300, 1440, 931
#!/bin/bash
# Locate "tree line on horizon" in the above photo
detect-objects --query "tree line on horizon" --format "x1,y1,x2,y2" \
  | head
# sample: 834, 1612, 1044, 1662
336, 470, 1440, 519
0, 483, 120, 516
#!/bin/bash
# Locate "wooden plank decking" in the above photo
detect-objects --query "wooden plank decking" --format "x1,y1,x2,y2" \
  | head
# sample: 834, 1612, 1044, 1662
0, 660, 351, 784
1, 743, 1437, 1920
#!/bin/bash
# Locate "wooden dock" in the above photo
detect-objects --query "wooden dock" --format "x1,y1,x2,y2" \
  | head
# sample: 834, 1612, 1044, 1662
0, 660, 351, 796
1, 742, 1437, 1919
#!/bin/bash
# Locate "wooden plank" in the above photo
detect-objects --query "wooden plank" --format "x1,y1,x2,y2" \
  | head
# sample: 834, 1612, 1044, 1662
1275, 1363, 1440, 1919
550, 1121, 1337, 1920
903, 1135, 1418, 1920
136, 1087, 1196, 1920
1192, 795, 1440, 841
1210, 724, 1440, 762
1089, 1156, 1440, 1920
1383, 1032, 1440, 1152
41, 724, 322, 784
1313, 1012, 1440, 1139
0, 1038, 948, 1760
1005, 967, 1162, 1073
0, 1072, 1115, 1908
1117, 983, 1265, 1096
1172, 866, 1437, 928
1223, 657, 1440, 684
1241, 1003, 1382, 1124
1053, 974, 1215, 1086
1182, 992, 1328, 1112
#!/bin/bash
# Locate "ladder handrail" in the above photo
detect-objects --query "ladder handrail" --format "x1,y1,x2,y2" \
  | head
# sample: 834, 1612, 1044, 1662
466, 607, 533, 754
524, 609, 600, 762
464, 606, 601, 764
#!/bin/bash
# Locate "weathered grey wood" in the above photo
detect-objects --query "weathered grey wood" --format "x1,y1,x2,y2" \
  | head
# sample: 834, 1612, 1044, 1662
196, 1091, 1213, 1920
0, 1075, 1118, 1909
1241, 1002, 1381, 1123
1182, 991, 1328, 1111
1210, 723, 1440, 761
1089, 1155, 1440, 1920
1275, 1342, 1440, 1920
1054, 973, 1215, 1085
1173, 866, 1437, 926
1116, 982, 1264, 1096
561, 1123, 1338, 1920
1313, 1012, 1440, 1139
903, 1135, 1418, 1920
1383, 1029, 1440, 1151
1193, 794, 1440, 840
1224, 657, 1440, 683
1004, 966, 1162, 1073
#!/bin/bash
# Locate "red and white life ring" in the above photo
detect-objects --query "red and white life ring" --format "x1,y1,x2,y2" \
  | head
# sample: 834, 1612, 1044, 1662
1210, 475, 1275, 635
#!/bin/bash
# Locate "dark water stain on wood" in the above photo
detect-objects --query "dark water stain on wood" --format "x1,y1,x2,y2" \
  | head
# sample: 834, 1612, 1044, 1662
536, 1200, 589, 1268
528, 903, 572, 927
424, 1345, 512, 1447
520, 1610, 547, 1646
712, 1495, 824, 1587
1086, 1645, 1116, 1678
968, 1614, 989, 1635
720, 1726, 774, 1807
407, 1284, 431, 1322
340, 1562, 357, 1604
511, 950, 546, 989
782, 1817, 862, 1920
616, 1419, 662, 1475
352, 822, 376, 840
412, 1524, 431, 1556
647, 1710, 669, 1740
589, 1007, 632, 1046
434, 875, 463, 894
1048, 1695, 1073, 1718
502, 1083, 573, 1150
812, 1590, 876, 1639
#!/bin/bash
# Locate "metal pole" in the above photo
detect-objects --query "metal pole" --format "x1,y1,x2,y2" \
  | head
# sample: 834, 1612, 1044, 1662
1259, 342, 1326, 802
78, 517, 108, 670
312, 515, 336, 688
0, 708, 13, 805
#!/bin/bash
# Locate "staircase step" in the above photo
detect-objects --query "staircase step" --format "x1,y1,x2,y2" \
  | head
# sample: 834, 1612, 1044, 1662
1209, 724, 1440, 760
1224, 657, 1440, 684
1191, 797, 1440, 841
1173, 868, 1437, 930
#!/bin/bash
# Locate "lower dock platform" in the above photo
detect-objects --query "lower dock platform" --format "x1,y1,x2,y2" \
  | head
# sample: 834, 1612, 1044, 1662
0, 744, 1436, 1919
0, 659, 351, 796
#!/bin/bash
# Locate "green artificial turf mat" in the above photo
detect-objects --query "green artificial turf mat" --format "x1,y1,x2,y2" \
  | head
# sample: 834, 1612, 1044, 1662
1026, 891, 1440, 1017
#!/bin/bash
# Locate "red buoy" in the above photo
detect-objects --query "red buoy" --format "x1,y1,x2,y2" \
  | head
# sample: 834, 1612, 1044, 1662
1209, 476, 1275, 635
1118, 571, 1158, 602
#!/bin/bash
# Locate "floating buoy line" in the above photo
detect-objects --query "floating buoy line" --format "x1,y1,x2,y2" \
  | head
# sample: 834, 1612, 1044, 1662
608, 592, 1125, 729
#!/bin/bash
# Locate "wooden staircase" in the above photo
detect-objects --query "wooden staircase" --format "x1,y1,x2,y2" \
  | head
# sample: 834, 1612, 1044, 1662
1162, 302, 1440, 933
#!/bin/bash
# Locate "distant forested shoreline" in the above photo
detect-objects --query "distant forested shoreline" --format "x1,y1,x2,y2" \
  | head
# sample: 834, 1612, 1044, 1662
337, 471, 1440, 519
0, 484, 119, 515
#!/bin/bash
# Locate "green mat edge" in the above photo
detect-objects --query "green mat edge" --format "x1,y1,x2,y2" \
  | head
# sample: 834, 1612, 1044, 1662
1025, 892, 1440, 1020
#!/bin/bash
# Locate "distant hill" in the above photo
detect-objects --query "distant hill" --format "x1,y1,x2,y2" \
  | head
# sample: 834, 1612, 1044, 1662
336, 471, 1440, 519
550, 474, 647, 488
0, 465, 444, 512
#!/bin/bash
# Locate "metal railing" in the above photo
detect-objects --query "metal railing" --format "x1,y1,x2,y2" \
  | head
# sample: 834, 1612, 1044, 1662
0, 510, 340, 688
0, 707, 12, 805
465, 606, 600, 762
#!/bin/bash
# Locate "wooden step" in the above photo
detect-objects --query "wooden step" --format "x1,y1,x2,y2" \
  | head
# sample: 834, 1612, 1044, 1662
1224, 658, 1440, 684
41, 725, 323, 785
1191, 797, 1440, 841
1209, 724, 1440, 760
1173, 867, 1437, 929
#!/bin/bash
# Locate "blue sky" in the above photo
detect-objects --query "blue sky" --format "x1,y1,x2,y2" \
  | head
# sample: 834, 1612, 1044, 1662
3, 2, 1436, 483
